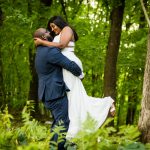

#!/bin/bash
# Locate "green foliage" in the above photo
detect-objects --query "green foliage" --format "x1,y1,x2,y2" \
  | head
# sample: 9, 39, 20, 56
70, 117, 145, 150
145, 143, 150, 150
0, 0, 35, 108
0, 102, 70, 150
16, 101, 50, 143
0, 106, 15, 149
0, 105, 148, 150
0, 105, 13, 129
0, 0, 149, 146
0, 102, 51, 149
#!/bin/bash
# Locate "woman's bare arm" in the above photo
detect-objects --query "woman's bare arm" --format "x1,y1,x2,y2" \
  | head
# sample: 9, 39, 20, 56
34, 26, 74, 48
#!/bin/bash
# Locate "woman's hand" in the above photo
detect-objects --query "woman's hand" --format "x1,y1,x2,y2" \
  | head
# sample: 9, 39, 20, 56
34, 38, 44, 46
79, 72, 84, 81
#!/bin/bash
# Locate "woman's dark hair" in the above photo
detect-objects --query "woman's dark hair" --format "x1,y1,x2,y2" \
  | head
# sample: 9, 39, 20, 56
47, 16, 78, 41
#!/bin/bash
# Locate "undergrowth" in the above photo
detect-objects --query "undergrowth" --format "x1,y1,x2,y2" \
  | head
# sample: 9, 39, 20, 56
0, 101, 149, 150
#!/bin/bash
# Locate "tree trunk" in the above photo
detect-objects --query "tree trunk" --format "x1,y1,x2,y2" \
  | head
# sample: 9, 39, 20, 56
0, 7, 2, 26
27, 1, 39, 117
27, 0, 53, 119
126, 91, 137, 125
0, 7, 4, 106
59, 0, 68, 21
139, 0, 147, 29
138, 30, 150, 143
104, 0, 125, 99
28, 49, 38, 101
28, 48, 39, 116
41, 0, 52, 6
138, 0, 150, 143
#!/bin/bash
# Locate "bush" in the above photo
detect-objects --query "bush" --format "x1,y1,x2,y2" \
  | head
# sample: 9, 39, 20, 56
0, 103, 149, 150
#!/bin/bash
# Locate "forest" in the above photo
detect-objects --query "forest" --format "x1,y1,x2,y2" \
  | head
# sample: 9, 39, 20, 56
0, 0, 150, 149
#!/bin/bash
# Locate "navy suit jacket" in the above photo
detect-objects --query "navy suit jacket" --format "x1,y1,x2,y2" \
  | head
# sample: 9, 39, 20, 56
35, 46, 82, 101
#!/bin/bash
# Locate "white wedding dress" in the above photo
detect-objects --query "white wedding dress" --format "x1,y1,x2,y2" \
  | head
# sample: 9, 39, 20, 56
53, 34, 114, 139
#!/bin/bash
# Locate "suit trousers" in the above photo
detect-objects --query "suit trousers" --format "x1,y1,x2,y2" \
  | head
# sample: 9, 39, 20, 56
43, 94, 70, 150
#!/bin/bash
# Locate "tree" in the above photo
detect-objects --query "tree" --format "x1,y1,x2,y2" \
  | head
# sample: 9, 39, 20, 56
27, 0, 39, 116
28, 0, 53, 117
0, 7, 4, 106
104, 0, 125, 99
138, 0, 150, 143
41, 0, 52, 6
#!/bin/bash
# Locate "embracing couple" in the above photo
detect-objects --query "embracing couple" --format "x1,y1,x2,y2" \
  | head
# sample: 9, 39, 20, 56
34, 16, 115, 150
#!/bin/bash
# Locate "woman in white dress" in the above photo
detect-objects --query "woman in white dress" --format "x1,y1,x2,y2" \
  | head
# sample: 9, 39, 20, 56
34, 16, 115, 139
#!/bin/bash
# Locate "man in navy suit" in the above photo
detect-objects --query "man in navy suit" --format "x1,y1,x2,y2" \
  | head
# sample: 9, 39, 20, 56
34, 28, 82, 150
